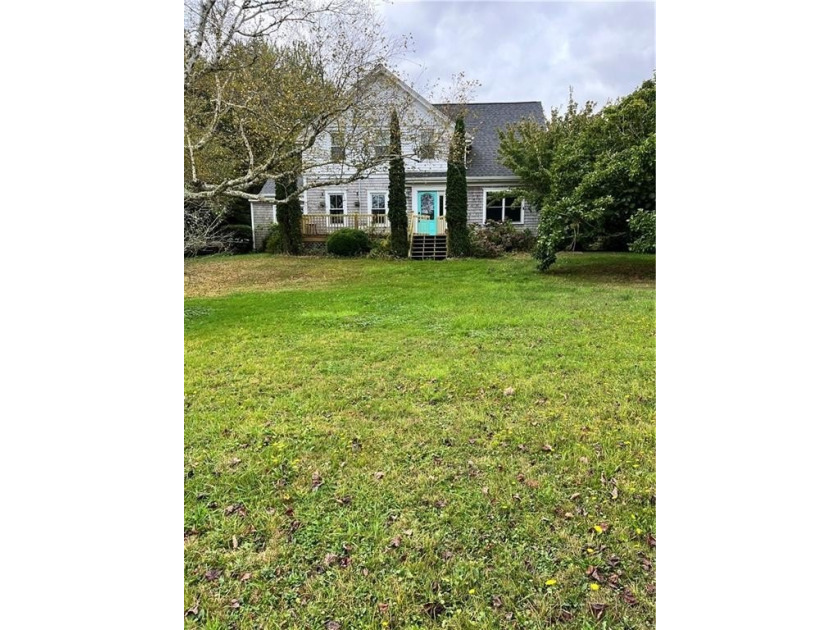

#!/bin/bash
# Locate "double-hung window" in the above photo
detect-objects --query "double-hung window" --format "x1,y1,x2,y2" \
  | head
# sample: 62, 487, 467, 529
373, 131, 389, 159
484, 191, 523, 224
417, 131, 435, 160
330, 131, 346, 162
369, 192, 388, 225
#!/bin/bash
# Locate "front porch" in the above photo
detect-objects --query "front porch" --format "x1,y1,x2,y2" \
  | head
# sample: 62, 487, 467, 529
300, 213, 447, 242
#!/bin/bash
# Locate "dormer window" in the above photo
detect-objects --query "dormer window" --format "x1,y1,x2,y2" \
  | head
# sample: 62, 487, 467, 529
417, 131, 435, 160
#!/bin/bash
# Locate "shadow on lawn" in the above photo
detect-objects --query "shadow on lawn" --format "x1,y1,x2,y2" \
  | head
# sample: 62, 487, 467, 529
545, 253, 656, 285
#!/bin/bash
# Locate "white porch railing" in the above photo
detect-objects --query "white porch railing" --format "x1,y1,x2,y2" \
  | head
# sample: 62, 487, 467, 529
302, 213, 390, 237
302, 213, 447, 238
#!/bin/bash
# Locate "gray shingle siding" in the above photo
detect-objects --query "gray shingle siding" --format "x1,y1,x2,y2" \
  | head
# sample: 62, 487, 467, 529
251, 202, 275, 250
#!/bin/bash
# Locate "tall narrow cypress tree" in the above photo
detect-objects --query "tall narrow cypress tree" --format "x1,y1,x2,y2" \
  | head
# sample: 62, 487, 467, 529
445, 116, 470, 256
387, 110, 409, 257
275, 176, 303, 254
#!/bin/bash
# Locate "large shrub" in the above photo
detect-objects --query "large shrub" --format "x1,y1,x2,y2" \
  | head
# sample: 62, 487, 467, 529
263, 223, 284, 254
223, 223, 254, 253
628, 209, 656, 253
500, 77, 656, 270
468, 220, 536, 258
326, 228, 370, 256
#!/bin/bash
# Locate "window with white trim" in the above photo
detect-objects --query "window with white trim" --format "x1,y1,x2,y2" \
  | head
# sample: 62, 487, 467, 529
330, 131, 346, 162
417, 130, 435, 160
485, 191, 523, 224
327, 192, 346, 225
369, 192, 388, 225
373, 131, 389, 158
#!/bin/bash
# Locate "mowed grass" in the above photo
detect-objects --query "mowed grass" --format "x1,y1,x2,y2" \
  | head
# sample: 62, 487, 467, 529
184, 253, 656, 629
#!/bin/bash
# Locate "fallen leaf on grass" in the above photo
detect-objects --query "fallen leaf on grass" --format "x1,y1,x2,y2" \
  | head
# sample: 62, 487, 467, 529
389, 536, 402, 548
240, 573, 251, 582
647, 534, 656, 548
230, 458, 241, 467
611, 485, 619, 500
503, 387, 515, 397
569, 492, 581, 501
231, 535, 238, 549
287, 520, 301, 539
622, 591, 638, 606
230, 599, 240, 609
374, 471, 385, 480
481, 487, 489, 495
204, 568, 222, 581
525, 479, 540, 489
555, 609, 574, 623
224, 503, 247, 517
185, 603, 199, 618
541, 444, 554, 452
336, 495, 352, 506
585, 566, 602, 582
492, 595, 503, 608
326, 621, 340, 630
311, 472, 324, 490
589, 603, 607, 621
324, 553, 339, 567
563, 512, 574, 519
378, 603, 389, 614
423, 602, 446, 619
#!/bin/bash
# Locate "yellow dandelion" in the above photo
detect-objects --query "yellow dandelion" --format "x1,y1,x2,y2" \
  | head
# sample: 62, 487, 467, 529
468, 589, 476, 594
593, 525, 603, 534
635, 528, 642, 535
586, 548, 595, 554
590, 583, 600, 591
381, 622, 388, 627
545, 579, 557, 586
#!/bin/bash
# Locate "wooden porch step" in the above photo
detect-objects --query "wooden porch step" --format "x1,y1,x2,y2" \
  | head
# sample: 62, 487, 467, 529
410, 235, 447, 260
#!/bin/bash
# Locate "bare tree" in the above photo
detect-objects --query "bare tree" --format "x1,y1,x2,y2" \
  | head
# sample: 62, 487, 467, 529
184, 0, 477, 206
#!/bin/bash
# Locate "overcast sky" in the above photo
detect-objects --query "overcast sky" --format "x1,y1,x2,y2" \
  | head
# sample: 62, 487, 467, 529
376, 0, 655, 116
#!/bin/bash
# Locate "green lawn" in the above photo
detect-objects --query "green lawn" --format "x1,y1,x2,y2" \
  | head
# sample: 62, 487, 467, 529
184, 253, 656, 629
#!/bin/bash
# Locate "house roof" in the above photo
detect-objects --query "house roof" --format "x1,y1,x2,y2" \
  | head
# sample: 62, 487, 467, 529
258, 179, 275, 197
435, 102, 546, 177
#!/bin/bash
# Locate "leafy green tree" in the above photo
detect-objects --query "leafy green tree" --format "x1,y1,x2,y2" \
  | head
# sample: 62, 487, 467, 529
499, 78, 656, 270
445, 116, 470, 256
388, 110, 409, 257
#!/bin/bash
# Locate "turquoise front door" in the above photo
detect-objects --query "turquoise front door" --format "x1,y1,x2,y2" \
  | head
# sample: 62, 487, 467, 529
417, 190, 438, 235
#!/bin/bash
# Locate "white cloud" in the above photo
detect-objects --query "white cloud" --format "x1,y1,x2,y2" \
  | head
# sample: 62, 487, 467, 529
378, 1, 655, 110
